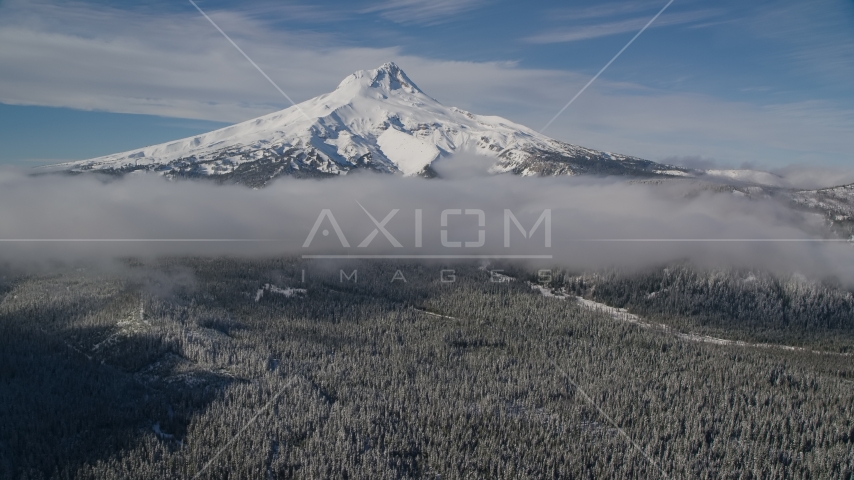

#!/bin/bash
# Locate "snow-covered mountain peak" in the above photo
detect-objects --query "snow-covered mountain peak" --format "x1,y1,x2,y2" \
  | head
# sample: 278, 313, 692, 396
54, 62, 694, 185
333, 62, 436, 105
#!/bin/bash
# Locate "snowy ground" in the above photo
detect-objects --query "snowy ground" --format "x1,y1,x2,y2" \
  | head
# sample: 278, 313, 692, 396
255, 284, 307, 302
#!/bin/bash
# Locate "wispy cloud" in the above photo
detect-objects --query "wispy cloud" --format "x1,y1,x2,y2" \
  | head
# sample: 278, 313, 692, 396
362, 0, 485, 26
241, 3, 352, 24
745, 1, 854, 90
525, 9, 722, 44
548, 1, 664, 22
0, 0, 851, 168
0, 0, 571, 123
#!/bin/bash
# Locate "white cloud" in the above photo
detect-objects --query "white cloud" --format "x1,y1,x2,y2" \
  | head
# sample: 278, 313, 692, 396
238, 3, 354, 23
744, 1, 854, 90
362, 0, 486, 26
534, 88, 854, 169
1, 169, 853, 283
546, 1, 665, 22
524, 9, 722, 44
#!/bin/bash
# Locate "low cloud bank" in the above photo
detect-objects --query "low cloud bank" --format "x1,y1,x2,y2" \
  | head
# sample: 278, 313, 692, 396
0, 165, 852, 282
664, 156, 854, 190
770, 165, 854, 190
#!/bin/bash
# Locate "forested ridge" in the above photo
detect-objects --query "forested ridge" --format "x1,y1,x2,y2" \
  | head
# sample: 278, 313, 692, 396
538, 265, 854, 351
0, 259, 852, 479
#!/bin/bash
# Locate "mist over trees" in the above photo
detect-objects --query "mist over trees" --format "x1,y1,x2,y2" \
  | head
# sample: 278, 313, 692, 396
0, 258, 852, 479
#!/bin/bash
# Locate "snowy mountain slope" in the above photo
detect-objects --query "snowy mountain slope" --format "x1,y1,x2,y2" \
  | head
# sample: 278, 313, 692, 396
54, 62, 694, 186
790, 183, 854, 239
793, 184, 854, 216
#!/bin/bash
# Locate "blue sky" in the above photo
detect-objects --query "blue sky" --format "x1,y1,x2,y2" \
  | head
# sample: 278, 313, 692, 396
0, 0, 852, 169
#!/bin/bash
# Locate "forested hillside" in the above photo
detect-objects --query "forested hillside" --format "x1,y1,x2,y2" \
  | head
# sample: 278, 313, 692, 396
541, 265, 854, 350
0, 259, 852, 479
